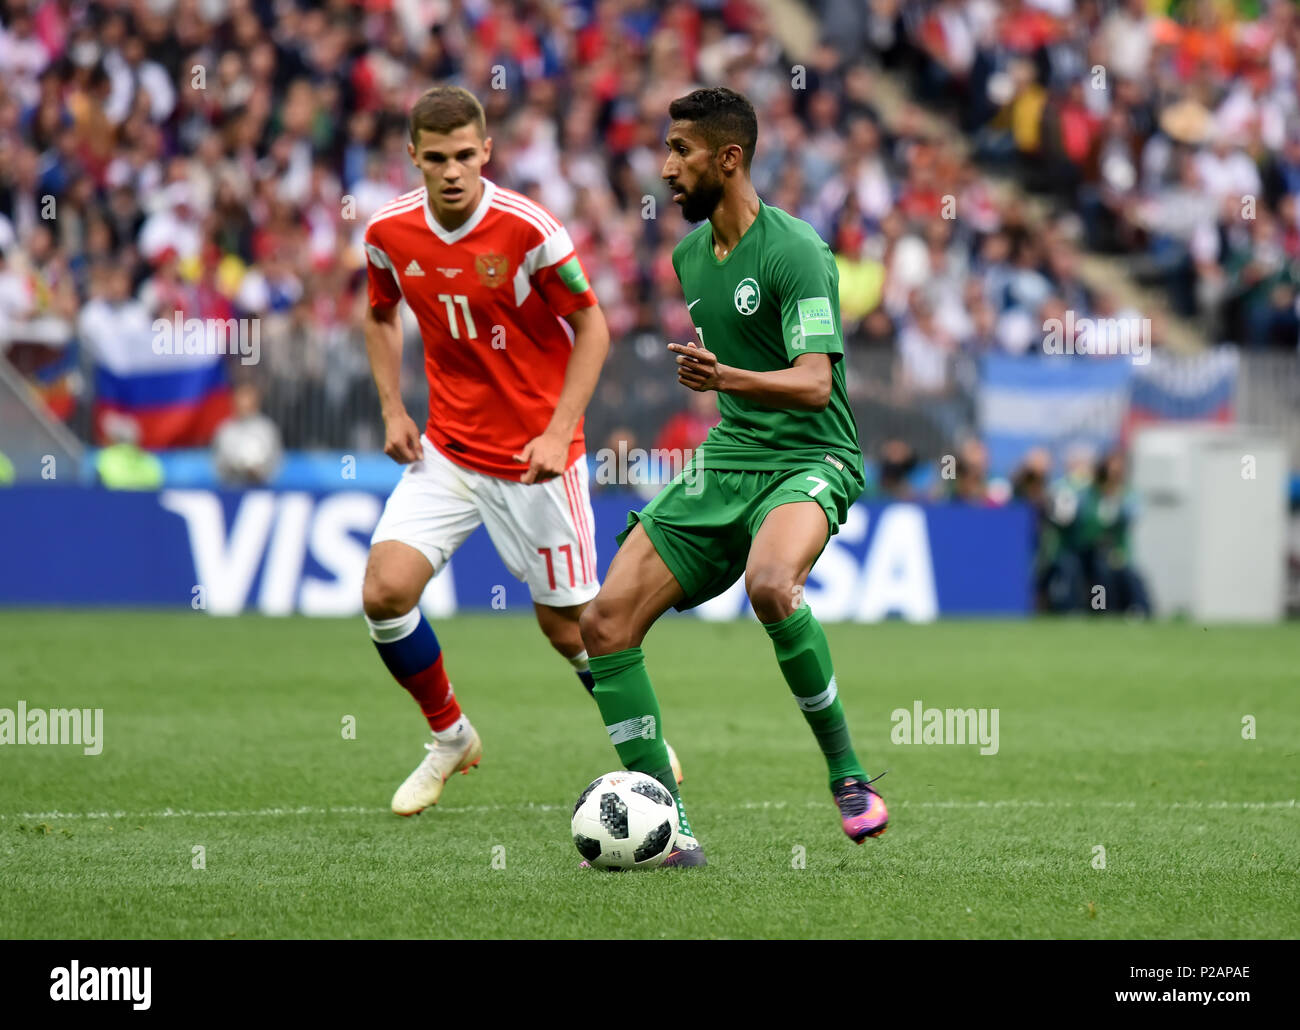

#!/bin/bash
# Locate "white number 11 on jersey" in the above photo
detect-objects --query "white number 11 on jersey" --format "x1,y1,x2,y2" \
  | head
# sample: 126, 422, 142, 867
438, 294, 478, 340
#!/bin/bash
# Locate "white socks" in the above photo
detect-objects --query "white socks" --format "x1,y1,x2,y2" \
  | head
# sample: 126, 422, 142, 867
365, 607, 421, 643
433, 715, 469, 742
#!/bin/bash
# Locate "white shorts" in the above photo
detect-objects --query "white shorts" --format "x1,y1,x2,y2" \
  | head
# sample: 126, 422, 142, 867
371, 435, 599, 607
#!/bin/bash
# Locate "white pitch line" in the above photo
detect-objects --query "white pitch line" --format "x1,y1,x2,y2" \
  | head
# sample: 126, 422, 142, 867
0, 799, 1295, 822
744, 799, 1299, 811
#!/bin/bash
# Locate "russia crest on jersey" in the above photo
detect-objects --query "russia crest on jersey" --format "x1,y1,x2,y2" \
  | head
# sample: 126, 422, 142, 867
475, 253, 508, 288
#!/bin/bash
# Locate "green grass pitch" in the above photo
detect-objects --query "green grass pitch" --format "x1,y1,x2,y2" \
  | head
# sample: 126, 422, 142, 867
1, 612, 1296, 939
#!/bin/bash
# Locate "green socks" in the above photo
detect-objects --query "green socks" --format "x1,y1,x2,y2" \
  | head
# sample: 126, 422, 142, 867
588, 647, 695, 839
763, 603, 867, 789
588, 607, 863, 833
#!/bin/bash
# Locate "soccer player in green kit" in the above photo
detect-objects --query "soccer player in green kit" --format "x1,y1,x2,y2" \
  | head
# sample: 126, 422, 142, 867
578, 88, 887, 868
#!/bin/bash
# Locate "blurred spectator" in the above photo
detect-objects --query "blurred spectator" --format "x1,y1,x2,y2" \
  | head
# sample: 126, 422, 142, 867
1221, 209, 1300, 347
1013, 446, 1078, 612
896, 290, 972, 442
947, 437, 995, 505
1, 222, 77, 418
213, 382, 283, 486
95, 413, 163, 490
593, 423, 665, 501
1076, 451, 1152, 617
876, 438, 918, 500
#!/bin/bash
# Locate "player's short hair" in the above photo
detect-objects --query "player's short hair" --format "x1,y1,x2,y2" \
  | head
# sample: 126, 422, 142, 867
409, 85, 486, 143
668, 87, 758, 169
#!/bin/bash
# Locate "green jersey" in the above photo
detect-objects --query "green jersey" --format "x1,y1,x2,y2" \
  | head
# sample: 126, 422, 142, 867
671, 201, 863, 479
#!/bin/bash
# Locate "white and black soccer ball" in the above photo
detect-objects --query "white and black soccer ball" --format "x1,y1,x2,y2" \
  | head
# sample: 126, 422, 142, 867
571, 770, 679, 870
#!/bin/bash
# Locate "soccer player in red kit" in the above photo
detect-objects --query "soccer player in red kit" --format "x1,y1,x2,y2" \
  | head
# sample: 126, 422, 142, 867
361, 86, 678, 815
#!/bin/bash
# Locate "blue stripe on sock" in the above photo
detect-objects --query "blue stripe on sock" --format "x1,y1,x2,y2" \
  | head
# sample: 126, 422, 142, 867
374, 616, 441, 679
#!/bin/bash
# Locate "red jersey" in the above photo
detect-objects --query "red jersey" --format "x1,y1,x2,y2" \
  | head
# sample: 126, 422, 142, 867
363, 178, 598, 480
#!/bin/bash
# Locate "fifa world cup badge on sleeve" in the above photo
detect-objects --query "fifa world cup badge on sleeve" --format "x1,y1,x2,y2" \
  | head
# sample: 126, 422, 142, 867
557, 256, 589, 293
797, 296, 835, 336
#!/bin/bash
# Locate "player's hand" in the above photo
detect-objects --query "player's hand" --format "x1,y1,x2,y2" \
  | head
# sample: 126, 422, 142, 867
514, 430, 568, 484
669, 341, 724, 392
383, 411, 423, 464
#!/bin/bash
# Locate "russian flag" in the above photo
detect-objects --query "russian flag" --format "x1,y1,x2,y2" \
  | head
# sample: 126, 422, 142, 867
1125, 347, 1237, 435
89, 307, 233, 448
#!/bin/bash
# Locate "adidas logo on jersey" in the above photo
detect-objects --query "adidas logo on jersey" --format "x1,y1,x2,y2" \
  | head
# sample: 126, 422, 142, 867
404, 259, 425, 276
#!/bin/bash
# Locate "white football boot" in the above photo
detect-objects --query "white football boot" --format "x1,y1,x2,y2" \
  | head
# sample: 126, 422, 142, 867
391, 718, 482, 816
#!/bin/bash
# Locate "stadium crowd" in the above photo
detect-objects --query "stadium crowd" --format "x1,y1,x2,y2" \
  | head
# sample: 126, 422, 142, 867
2, 0, 1183, 458
0, 1, 1287, 611
868, 0, 1300, 348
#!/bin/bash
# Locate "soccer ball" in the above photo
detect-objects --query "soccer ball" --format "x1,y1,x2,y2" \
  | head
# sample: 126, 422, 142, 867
571, 770, 678, 870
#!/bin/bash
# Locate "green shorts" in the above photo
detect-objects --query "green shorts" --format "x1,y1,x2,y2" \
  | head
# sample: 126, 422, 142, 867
617, 457, 864, 611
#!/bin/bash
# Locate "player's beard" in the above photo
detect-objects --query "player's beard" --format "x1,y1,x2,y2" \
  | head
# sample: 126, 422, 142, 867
679, 171, 724, 223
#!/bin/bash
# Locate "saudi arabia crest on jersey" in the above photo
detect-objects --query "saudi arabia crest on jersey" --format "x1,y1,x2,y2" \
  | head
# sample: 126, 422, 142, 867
476, 253, 508, 288
734, 277, 760, 315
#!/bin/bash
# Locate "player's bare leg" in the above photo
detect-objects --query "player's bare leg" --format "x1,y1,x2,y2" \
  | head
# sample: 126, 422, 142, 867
747, 503, 887, 842
362, 541, 432, 620
579, 524, 684, 654
363, 541, 481, 816
533, 600, 586, 655
579, 524, 701, 865
744, 501, 824, 621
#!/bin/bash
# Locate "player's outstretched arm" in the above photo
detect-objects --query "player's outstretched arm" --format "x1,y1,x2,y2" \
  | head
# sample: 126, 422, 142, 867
514, 303, 610, 483
364, 300, 422, 464
669, 342, 832, 412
